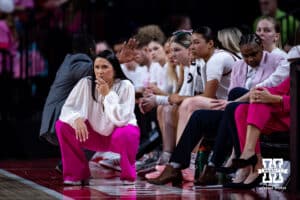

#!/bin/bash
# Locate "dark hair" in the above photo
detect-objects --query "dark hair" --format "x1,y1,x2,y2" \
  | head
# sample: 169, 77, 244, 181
91, 50, 129, 101
72, 32, 96, 57
239, 33, 262, 46
193, 26, 217, 47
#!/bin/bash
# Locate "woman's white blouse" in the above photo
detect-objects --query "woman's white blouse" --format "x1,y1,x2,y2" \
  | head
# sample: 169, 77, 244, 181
59, 77, 137, 136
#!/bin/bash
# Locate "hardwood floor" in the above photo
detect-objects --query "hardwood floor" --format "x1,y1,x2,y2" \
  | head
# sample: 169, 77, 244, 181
0, 158, 298, 200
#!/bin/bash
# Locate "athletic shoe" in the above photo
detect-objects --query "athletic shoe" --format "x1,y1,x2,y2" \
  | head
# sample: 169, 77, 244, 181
122, 180, 136, 185
63, 179, 89, 186
99, 158, 121, 171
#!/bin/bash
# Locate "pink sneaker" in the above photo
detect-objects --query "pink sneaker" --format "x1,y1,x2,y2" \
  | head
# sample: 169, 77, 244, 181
181, 167, 195, 182
155, 165, 166, 172
145, 165, 167, 179
145, 170, 162, 179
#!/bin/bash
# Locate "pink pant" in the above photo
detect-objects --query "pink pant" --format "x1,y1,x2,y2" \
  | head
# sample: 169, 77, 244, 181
235, 103, 289, 154
55, 120, 140, 182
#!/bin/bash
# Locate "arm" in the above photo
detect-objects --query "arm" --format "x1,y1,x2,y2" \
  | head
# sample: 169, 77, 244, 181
205, 51, 234, 99
59, 78, 90, 141
255, 77, 290, 111
103, 81, 136, 127
250, 88, 283, 104
200, 79, 218, 98
59, 78, 89, 126
147, 83, 168, 95
250, 86, 289, 112
168, 93, 190, 105
235, 92, 250, 102
209, 92, 250, 110
256, 58, 289, 87
116, 38, 137, 64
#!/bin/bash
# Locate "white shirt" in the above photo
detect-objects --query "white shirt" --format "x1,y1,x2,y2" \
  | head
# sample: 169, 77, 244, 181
0, 0, 14, 13
271, 47, 288, 59
137, 62, 162, 89
121, 64, 145, 90
245, 66, 257, 89
287, 45, 300, 60
201, 50, 237, 99
157, 63, 182, 94
156, 65, 196, 105
59, 77, 137, 136
178, 65, 195, 96
149, 62, 165, 90
256, 48, 289, 87
194, 59, 205, 94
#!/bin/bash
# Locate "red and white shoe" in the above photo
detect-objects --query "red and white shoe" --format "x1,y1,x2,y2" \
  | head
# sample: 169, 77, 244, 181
181, 167, 195, 182
145, 165, 166, 179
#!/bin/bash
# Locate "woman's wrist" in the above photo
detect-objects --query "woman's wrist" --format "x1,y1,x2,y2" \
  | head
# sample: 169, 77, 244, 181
279, 95, 283, 104
274, 95, 283, 104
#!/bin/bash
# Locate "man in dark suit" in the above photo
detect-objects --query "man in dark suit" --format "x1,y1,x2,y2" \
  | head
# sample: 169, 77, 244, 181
40, 33, 96, 146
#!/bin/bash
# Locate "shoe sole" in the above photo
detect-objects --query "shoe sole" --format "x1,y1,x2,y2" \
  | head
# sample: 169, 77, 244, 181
99, 162, 121, 171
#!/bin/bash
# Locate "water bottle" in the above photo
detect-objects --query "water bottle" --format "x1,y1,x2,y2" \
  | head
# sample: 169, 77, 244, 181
194, 145, 209, 180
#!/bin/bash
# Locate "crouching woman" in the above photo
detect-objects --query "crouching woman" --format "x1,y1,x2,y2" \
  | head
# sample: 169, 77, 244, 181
56, 50, 140, 185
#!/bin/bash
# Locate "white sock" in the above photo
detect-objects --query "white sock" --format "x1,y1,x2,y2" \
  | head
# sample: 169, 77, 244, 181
189, 152, 197, 169
208, 162, 215, 167
170, 162, 181, 169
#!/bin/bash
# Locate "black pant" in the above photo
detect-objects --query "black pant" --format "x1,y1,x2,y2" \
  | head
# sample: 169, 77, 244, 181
169, 87, 249, 169
227, 87, 249, 101
169, 109, 224, 169
210, 102, 246, 166
135, 105, 160, 144
211, 87, 249, 166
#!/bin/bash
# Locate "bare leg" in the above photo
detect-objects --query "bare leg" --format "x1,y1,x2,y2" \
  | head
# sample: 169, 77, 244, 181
240, 125, 261, 159
224, 148, 235, 167
243, 154, 263, 184
232, 166, 251, 183
161, 105, 178, 153
176, 96, 211, 144
157, 105, 165, 137
233, 125, 262, 183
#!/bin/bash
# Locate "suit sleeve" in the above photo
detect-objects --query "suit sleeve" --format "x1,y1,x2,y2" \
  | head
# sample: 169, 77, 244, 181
71, 60, 93, 80
256, 58, 289, 87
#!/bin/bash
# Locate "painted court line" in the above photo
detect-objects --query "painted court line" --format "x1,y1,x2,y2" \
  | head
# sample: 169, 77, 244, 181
0, 169, 73, 200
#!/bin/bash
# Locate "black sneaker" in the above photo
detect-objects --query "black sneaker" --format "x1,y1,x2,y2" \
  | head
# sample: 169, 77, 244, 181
55, 161, 63, 174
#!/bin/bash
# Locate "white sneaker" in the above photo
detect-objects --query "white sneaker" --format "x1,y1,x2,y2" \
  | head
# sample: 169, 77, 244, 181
64, 179, 89, 186
122, 180, 136, 185
91, 152, 120, 162
99, 158, 121, 171
63, 180, 82, 186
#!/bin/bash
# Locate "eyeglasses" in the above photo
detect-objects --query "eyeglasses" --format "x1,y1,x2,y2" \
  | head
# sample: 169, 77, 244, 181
172, 29, 193, 36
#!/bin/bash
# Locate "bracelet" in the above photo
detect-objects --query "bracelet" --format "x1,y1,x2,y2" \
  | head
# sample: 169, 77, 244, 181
279, 96, 283, 104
